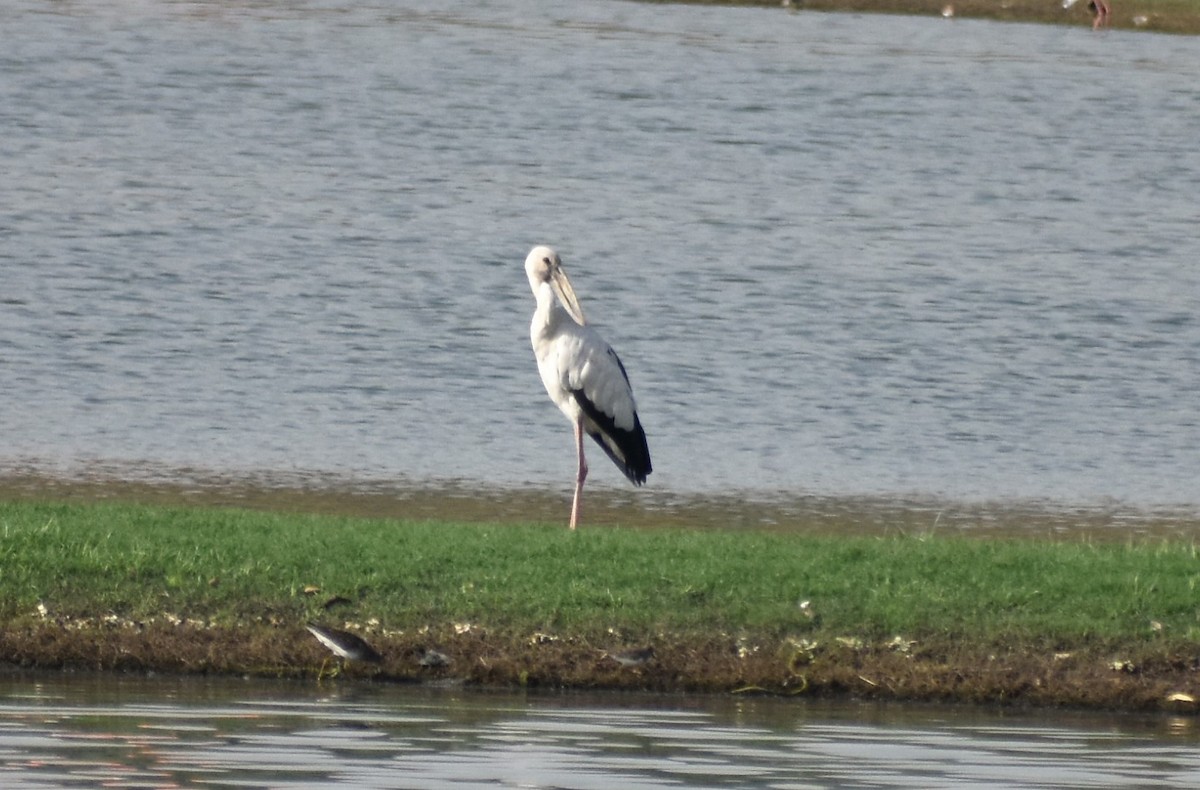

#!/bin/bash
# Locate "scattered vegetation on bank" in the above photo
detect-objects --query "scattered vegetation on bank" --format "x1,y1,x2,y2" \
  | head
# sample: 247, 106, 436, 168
2, 499, 1199, 712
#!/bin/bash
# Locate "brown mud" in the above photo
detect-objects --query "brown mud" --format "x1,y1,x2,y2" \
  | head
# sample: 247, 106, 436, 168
3, 618, 1199, 714
1, 467, 1196, 540
690, 0, 1200, 36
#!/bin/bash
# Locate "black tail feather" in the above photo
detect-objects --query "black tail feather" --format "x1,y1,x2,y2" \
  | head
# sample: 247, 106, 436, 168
572, 390, 652, 485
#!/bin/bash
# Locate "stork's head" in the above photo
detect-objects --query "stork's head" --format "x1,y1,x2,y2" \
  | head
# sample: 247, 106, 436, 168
525, 245, 586, 325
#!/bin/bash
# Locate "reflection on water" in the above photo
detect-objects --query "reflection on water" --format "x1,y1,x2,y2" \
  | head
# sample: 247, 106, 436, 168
1, 673, 1199, 788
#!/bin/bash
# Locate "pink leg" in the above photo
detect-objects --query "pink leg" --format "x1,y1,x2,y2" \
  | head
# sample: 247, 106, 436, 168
570, 417, 588, 530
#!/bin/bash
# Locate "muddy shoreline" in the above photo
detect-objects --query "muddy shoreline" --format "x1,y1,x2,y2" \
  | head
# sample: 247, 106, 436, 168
4, 619, 1198, 714
704, 0, 1200, 35
1, 468, 1195, 540
4, 470, 1200, 713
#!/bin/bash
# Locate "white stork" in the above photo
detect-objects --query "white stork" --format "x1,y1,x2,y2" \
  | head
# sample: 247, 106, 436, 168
524, 245, 652, 529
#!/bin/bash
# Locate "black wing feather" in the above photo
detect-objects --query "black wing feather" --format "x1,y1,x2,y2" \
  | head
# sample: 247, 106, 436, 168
572, 387, 652, 486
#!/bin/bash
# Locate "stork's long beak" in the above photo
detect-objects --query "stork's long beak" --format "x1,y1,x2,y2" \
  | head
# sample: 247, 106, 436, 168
551, 266, 587, 325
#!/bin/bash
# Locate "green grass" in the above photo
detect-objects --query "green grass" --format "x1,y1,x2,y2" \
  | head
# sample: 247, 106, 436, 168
3, 500, 1200, 647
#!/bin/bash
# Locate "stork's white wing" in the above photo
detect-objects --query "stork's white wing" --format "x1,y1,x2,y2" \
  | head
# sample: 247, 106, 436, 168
554, 325, 638, 432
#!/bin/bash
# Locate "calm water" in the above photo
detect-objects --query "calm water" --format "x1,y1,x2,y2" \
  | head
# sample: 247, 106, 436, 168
2, 673, 1199, 788
2, 1, 1199, 511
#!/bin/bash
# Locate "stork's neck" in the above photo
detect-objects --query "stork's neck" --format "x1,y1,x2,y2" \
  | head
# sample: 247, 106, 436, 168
531, 281, 575, 338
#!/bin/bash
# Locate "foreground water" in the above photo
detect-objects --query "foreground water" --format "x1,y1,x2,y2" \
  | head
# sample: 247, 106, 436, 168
3, 1, 1198, 513
1, 673, 1198, 789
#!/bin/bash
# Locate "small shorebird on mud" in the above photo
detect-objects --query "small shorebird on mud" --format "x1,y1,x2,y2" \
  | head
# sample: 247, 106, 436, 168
306, 622, 382, 680
607, 646, 656, 668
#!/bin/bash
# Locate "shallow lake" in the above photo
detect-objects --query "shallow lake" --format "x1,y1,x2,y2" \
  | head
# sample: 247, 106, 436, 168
3, 0, 1198, 517
2, 673, 1200, 788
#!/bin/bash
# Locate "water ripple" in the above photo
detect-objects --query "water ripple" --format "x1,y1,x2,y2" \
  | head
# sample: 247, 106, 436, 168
1, 2, 1198, 509
2, 676, 1200, 788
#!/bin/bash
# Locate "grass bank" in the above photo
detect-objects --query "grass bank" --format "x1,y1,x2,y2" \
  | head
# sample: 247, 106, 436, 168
2, 499, 1199, 712
683, 0, 1200, 35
